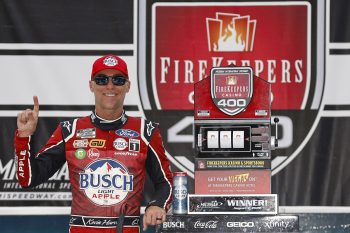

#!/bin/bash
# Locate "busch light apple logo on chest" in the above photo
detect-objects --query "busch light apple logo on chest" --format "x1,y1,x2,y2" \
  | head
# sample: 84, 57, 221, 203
79, 159, 133, 206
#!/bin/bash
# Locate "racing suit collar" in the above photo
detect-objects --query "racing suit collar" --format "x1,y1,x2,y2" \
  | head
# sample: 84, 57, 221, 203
90, 110, 128, 131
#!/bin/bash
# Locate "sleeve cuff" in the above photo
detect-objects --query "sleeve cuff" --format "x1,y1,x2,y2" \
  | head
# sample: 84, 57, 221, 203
145, 200, 164, 211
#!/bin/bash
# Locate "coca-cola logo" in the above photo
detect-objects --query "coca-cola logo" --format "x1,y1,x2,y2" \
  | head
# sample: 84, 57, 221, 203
193, 220, 218, 229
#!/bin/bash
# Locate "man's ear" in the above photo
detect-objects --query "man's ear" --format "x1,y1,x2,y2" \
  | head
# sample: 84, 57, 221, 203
126, 81, 131, 93
89, 80, 94, 92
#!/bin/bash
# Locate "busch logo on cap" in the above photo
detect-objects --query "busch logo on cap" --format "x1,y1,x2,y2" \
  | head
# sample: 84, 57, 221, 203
103, 56, 118, 66
79, 159, 133, 206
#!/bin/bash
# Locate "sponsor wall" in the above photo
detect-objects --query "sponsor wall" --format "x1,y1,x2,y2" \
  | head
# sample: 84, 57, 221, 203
0, 0, 350, 217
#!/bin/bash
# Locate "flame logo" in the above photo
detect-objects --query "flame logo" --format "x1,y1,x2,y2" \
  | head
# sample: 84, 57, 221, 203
226, 76, 237, 85
206, 12, 256, 52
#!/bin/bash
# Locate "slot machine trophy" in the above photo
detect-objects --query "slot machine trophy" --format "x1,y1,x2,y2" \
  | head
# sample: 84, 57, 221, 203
159, 67, 299, 233
193, 66, 275, 198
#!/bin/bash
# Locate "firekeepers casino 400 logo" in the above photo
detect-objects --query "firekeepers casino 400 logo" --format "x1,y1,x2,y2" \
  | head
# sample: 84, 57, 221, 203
139, 2, 323, 177
79, 159, 133, 206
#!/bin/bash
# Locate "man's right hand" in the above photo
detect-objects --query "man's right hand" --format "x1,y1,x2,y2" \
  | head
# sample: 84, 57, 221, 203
17, 96, 40, 137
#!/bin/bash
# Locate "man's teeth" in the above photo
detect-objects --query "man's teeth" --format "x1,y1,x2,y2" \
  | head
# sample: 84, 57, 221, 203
104, 93, 116, 97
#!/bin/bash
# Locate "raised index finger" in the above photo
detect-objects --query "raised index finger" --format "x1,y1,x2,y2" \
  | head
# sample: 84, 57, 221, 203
33, 95, 39, 113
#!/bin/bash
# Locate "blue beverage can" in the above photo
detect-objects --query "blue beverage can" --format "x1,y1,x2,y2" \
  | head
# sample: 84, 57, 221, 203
172, 172, 188, 214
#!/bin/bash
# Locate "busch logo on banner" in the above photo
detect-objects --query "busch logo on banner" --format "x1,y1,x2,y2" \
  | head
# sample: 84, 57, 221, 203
79, 159, 133, 206
211, 67, 253, 116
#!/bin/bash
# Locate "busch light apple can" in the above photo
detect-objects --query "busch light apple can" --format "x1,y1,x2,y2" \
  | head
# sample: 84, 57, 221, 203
173, 172, 188, 214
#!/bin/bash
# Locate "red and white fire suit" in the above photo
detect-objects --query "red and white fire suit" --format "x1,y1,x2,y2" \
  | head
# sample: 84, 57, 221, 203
14, 112, 173, 233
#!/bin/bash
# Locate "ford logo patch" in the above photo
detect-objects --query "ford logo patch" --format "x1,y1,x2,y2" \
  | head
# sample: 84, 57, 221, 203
116, 129, 140, 138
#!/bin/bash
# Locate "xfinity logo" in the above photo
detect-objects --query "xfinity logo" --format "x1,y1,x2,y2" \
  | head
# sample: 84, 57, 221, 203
264, 221, 290, 228
227, 221, 255, 228
194, 220, 218, 229
163, 221, 185, 229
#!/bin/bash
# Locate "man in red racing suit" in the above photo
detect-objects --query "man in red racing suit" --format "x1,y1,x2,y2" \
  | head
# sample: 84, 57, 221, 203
14, 55, 173, 233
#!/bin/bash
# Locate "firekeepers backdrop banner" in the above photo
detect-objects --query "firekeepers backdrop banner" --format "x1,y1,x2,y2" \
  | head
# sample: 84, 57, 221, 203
0, 0, 350, 209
